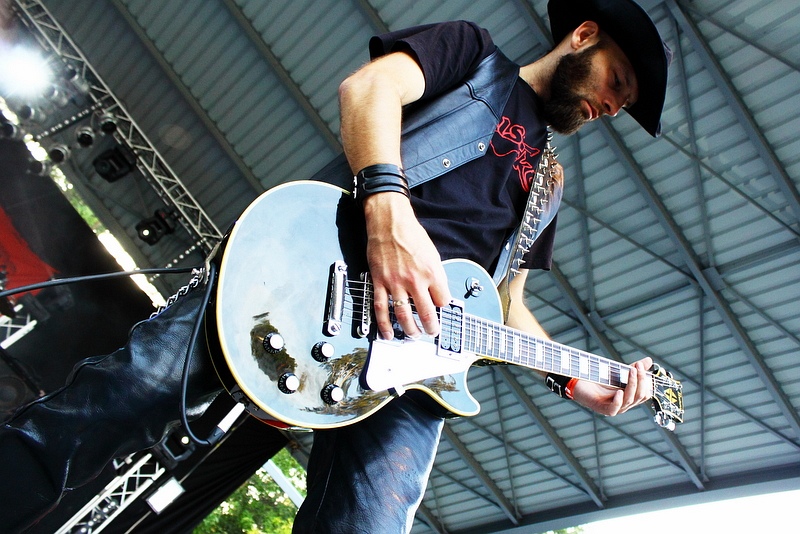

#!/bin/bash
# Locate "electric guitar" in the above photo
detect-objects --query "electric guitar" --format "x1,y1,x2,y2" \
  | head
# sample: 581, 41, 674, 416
209, 181, 684, 431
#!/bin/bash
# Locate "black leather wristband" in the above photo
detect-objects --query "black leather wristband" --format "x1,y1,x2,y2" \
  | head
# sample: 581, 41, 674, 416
354, 164, 410, 202
545, 373, 572, 399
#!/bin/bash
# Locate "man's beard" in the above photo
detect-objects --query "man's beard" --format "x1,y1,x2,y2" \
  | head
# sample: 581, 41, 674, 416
543, 44, 603, 135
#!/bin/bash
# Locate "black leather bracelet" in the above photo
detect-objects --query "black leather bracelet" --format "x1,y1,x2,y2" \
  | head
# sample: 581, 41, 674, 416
545, 373, 573, 399
354, 164, 410, 201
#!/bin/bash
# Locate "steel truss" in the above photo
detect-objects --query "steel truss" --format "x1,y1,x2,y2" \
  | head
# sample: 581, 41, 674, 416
55, 453, 165, 534
12, 0, 222, 254
0, 305, 37, 349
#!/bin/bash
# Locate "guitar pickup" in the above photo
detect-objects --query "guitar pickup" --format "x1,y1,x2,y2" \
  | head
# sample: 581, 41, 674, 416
437, 300, 464, 357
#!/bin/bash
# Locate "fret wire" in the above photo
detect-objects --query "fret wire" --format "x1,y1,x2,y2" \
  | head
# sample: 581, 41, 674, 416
464, 315, 636, 388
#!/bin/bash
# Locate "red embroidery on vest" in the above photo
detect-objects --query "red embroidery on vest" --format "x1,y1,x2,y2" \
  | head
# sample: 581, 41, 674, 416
490, 116, 540, 192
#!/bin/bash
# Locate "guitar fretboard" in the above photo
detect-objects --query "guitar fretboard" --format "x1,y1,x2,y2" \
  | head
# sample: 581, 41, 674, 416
458, 313, 630, 388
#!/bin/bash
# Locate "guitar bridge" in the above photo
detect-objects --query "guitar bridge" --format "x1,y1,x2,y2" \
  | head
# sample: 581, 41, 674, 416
324, 261, 347, 336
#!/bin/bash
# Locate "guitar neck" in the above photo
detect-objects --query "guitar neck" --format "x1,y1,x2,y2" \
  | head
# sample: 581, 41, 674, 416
461, 313, 631, 389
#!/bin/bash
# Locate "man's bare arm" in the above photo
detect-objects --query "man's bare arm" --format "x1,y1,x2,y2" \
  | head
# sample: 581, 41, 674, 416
338, 52, 451, 340
505, 269, 652, 415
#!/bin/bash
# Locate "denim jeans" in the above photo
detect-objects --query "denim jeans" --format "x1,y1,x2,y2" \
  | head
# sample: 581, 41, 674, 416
293, 391, 445, 533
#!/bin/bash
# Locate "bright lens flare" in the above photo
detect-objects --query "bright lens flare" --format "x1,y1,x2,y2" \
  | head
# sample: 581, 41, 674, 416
0, 46, 53, 97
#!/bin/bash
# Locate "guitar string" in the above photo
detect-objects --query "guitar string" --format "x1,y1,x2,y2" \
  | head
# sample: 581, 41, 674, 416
462, 312, 676, 390
344, 281, 676, 392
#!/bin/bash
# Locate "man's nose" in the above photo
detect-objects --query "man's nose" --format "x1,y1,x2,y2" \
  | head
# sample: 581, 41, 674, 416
602, 95, 623, 117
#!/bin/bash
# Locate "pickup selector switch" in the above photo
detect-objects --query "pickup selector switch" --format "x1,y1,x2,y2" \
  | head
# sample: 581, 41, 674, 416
321, 384, 344, 405
263, 333, 285, 353
311, 341, 335, 362
278, 373, 300, 394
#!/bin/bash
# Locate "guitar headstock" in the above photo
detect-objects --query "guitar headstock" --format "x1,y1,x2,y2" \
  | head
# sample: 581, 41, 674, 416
650, 363, 684, 431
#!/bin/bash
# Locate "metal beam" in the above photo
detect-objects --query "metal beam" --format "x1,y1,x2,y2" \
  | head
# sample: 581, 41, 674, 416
460, 414, 595, 496
671, 14, 714, 266
514, 2, 800, 440
509, 3, 705, 489
535, 261, 800, 452
497, 366, 606, 508
14, 0, 222, 253
461, 398, 690, 491
442, 424, 520, 525
220, 0, 341, 154
108, 0, 263, 196
416, 503, 447, 534
549, 263, 706, 490
598, 120, 800, 440
351, 0, 389, 34
511, 0, 555, 50
492, 371, 521, 515
570, 136, 597, 310
666, 0, 800, 225
603, 321, 800, 452
659, 134, 800, 237
677, 0, 800, 73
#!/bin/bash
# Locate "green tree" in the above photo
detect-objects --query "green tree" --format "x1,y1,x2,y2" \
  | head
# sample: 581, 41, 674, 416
194, 448, 306, 534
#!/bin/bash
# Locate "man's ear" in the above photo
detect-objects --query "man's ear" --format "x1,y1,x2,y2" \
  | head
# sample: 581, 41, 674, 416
570, 21, 600, 51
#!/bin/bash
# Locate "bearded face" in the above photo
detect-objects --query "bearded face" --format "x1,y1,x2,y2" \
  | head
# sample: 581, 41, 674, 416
543, 43, 604, 135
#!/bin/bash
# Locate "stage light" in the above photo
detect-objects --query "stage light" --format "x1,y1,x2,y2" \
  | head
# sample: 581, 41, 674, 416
28, 159, 50, 176
17, 104, 47, 124
0, 46, 52, 98
93, 145, 136, 182
0, 106, 15, 124
1, 122, 24, 140
43, 85, 69, 108
136, 209, 176, 245
64, 65, 90, 94
48, 144, 70, 164
75, 126, 95, 147
96, 111, 117, 134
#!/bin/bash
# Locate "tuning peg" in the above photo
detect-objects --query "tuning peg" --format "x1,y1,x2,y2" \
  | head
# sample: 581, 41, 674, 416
654, 412, 676, 431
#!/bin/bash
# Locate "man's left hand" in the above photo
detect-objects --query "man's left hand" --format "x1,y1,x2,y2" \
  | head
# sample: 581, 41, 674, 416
571, 357, 653, 416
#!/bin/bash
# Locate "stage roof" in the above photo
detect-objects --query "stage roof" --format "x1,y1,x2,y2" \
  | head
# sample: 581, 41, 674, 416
3, 1, 799, 532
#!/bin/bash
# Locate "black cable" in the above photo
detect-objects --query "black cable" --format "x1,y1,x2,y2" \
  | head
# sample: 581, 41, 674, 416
0, 266, 198, 299
179, 261, 224, 447
1, 262, 224, 446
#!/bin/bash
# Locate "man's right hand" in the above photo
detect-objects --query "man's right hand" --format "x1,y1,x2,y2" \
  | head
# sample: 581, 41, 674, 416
363, 192, 451, 340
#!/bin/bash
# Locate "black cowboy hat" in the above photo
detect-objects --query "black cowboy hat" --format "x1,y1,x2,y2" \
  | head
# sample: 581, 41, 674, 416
548, 0, 671, 137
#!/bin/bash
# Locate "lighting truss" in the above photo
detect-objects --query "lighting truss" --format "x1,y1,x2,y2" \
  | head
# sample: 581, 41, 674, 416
12, 0, 222, 253
55, 453, 166, 534
0, 305, 37, 349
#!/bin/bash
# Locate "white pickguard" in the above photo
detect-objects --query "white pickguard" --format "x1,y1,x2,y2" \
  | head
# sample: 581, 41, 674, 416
362, 336, 478, 392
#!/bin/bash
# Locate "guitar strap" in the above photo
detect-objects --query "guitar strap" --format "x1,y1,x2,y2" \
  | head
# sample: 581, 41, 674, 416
493, 133, 563, 320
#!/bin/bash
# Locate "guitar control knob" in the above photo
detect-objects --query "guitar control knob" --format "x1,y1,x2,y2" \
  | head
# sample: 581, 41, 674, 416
263, 333, 285, 353
311, 341, 335, 362
321, 384, 344, 405
278, 373, 300, 394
